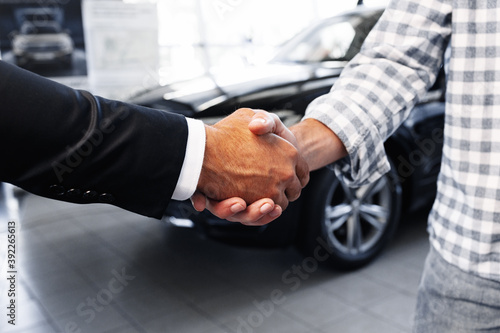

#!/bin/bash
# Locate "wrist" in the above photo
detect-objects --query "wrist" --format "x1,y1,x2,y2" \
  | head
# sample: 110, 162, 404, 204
197, 124, 216, 195
290, 119, 347, 171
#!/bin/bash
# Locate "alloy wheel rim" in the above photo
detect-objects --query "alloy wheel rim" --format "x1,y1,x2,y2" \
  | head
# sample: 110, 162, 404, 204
323, 176, 392, 256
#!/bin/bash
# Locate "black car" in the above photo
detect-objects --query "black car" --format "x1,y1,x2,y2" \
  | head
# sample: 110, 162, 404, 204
131, 6, 445, 269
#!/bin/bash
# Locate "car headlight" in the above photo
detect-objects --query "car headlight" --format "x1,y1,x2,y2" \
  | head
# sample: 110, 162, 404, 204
12, 38, 29, 51
58, 37, 73, 52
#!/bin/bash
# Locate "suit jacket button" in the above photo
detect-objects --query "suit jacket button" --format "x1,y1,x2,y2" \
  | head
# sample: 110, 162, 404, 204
66, 189, 82, 198
99, 193, 115, 204
49, 185, 65, 196
83, 190, 98, 200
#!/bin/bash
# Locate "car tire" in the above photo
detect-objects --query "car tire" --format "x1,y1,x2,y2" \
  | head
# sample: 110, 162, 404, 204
298, 162, 402, 270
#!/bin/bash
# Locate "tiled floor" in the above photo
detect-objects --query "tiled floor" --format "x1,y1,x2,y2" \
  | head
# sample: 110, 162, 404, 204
0, 189, 431, 333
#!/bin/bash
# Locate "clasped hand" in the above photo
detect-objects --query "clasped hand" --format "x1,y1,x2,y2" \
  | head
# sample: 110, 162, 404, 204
192, 108, 309, 225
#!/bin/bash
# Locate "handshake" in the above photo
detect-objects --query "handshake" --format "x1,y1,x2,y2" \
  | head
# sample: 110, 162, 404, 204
191, 108, 346, 226
191, 108, 308, 226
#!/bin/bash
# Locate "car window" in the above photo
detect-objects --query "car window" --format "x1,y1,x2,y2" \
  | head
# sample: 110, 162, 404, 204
284, 21, 356, 63
20, 23, 59, 35
273, 9, 383, 64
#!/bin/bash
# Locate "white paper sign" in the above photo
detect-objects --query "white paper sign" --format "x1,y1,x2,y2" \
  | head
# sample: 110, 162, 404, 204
82, 0, 158, 93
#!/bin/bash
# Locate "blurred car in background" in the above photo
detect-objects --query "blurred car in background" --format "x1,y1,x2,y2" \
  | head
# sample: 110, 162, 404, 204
131, 6, 445, 269
12, 17, 73, 68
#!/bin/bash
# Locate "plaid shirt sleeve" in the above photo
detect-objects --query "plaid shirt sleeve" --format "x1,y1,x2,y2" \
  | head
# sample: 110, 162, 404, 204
304, 0, 452, 186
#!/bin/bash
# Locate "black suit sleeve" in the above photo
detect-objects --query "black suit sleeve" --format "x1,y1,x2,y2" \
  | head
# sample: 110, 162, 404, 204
0, 60, 189, 219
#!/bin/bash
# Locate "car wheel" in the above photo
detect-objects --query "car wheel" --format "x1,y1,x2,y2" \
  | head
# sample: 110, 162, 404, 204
298, 163, 402, 270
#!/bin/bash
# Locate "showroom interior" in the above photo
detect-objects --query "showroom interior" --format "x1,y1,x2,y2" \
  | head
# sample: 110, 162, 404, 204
0, 0, 438, 332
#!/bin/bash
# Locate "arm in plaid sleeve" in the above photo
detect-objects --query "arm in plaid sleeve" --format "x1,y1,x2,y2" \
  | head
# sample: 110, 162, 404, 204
302, 0, 452, 186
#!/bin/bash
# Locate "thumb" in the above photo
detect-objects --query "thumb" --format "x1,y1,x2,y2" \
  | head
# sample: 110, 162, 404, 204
249, 109, 298, 147
248, 111, 276, 135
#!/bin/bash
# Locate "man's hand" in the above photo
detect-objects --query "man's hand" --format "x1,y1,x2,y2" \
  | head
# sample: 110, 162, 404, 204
195, 108, 309, 219
193, 109, 347, 225
191, 192, 282, 226
250, 111, 348, 171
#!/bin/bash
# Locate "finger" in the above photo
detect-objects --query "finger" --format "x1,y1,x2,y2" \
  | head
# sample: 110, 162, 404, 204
284, 175, 303, 203
238, 205, 283, 226
225, 199, 280, 225
190, 191, 207, 212
205, 197, 247, 220
250, 205, 283, 226
249, 110, 299, 147
273, 190, 289, 211
248, 111, 276, 135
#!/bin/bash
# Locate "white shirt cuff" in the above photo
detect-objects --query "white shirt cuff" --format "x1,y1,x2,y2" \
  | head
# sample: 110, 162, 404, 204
171, 118, 206, 201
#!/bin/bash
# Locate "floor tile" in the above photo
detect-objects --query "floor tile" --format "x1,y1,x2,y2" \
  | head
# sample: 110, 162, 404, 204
318, 272, 398, 308
318, 309, 410, 333
224, 309, 312, 333
28, 270, 91, 299
54, 304, 130, 333
39, 285, 99, 318
281, 288, 357, 328
357, 256, 424, 296
196, 289, 266, 325
140, 305, 223, 333
117, 285, 185, 322
365, 292, 416, 331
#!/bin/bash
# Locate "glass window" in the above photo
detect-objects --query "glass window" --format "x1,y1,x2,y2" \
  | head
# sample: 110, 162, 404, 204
273, 10, 383, 63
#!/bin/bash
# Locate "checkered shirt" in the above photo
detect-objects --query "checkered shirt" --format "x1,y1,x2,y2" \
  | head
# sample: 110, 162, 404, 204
304, 0, 500, 281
